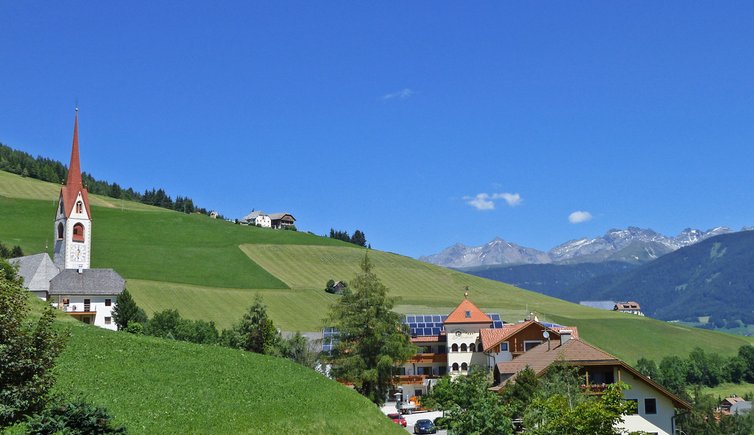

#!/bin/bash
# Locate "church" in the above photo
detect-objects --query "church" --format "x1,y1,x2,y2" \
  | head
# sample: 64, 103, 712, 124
10, 110, 125, 330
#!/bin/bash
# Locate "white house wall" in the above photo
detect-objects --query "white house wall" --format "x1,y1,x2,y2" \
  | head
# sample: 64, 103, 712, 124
52, 295, 118, 331
619, 368, 676, 435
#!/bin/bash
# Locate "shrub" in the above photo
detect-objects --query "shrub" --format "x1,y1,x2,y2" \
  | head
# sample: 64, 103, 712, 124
26, 399, 126, 434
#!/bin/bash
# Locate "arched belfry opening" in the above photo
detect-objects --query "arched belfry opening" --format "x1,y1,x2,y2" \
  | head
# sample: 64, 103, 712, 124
72, 223, 85, 242
57, 223, 64, 240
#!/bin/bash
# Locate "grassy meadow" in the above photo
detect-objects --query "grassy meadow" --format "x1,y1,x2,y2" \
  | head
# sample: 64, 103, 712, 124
2, 169, 753, 365
14, 299, 399, 435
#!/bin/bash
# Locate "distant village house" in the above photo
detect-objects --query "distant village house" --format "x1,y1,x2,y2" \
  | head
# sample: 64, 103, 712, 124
240, 210, 296, 229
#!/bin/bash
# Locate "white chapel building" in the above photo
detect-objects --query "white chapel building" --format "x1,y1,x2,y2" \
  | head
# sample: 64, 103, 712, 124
10, 110, 124, 330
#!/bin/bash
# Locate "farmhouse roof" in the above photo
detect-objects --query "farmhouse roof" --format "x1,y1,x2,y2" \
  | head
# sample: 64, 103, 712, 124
60, 110, 92, 219
269, 213, 295, 221
49, 268, 125, 295
614, 301, 641, 310
8, 253, 60, 293
242, 210, 267, 220
444, 299, 492, 324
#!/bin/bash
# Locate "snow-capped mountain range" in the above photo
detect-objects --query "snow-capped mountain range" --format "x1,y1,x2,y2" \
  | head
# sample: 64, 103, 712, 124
420, 226, 737, 268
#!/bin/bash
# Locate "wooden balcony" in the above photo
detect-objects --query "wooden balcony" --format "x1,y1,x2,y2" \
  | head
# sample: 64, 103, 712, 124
407, 353, 447, 364
395, 374, 439, 385
580, 384, 610, 395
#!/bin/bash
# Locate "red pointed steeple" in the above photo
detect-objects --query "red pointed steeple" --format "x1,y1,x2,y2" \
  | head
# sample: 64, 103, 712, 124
60, 108, 91, 218
65, 109, 83, 189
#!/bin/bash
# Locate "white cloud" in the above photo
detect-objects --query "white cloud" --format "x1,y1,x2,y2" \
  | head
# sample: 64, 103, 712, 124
568, 211, 593, 224
492, 192, 522, 207
380, 88, 415, 101
464, 192, 522, 211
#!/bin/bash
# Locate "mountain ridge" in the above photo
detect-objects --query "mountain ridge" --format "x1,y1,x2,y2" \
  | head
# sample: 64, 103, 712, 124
421, 226, 740, 268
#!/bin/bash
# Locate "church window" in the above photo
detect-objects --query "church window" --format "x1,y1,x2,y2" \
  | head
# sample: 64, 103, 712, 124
72, 223, 85, 242
469, 343, 476, 352
461, 343, 468, 352
76, 201, 83, 214
57, 223, 64, 240
59, 202, 64, 214
451, 343, 458, 352
461, 362, 468, 371
452, 363, 459, 372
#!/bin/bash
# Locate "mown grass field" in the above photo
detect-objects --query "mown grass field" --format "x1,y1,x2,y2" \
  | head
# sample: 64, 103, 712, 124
2, 169, 753, 365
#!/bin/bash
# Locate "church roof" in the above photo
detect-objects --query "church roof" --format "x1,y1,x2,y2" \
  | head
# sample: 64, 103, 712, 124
49, 268, 125, 295
8, 253, 60, 293
444, 298, 492, 324
60, 111, 92, 219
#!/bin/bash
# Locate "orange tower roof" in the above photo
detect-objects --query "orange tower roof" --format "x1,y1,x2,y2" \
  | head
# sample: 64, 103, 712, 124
444, 298, 492, 324
60, 110, 91, 218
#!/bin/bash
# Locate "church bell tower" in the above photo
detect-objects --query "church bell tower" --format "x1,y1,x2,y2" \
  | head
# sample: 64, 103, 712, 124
53, 108, 92, 270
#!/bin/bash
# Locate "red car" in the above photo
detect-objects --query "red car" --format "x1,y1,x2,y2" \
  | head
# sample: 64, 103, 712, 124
387, 413, 407, 427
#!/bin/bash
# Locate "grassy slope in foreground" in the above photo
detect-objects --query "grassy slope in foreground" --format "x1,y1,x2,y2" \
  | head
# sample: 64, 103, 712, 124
53, 320, 401, 434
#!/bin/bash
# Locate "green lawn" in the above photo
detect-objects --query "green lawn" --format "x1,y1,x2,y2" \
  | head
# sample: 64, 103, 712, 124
49, 321, 403, 434
699, 382, 754, 400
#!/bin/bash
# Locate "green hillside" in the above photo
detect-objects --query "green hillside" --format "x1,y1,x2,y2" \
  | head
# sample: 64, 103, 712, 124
1, 169, 753, 364
22, 301, 401, 434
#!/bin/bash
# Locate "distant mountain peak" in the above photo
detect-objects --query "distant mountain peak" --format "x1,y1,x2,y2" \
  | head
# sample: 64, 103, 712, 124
421, 226, 736, 268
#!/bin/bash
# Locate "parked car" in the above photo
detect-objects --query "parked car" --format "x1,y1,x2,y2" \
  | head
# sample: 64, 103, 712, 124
414, 419, 437, 434
387, 413, 407, 427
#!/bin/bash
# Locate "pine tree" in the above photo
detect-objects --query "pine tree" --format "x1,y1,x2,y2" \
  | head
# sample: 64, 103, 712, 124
325, 254, 416, 405
111, 288, 147, 330
225, 294, 280, 355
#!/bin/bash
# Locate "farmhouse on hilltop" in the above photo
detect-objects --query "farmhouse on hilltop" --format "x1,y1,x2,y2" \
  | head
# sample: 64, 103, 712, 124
10, 110, 124, 330
240, 210, 296, 229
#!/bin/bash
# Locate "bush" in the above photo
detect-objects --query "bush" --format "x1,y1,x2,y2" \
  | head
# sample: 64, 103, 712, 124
26, 399, 126, 434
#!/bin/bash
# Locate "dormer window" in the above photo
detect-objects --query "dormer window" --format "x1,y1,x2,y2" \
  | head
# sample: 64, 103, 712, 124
76, 201, 83, 214
72, 223, 85, 242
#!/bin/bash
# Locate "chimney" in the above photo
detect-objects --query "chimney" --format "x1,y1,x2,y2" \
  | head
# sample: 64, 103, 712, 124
559, 330, 573, 346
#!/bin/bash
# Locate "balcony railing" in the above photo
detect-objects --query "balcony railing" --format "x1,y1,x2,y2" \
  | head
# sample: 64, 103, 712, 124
580, 383, 610, 394
61, 304, 96, 314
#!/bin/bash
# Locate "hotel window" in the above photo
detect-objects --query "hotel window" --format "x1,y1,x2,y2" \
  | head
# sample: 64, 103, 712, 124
105, 299, 112, 307
105, 317, 112, 325
644, 398, 657, 415
500, 342, 509, 352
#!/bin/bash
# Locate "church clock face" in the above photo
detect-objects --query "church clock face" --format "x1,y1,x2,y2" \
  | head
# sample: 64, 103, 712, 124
74, 246, 82, 261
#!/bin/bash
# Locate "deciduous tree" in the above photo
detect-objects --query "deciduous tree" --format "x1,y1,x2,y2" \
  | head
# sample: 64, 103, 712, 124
0, 259, 66, 428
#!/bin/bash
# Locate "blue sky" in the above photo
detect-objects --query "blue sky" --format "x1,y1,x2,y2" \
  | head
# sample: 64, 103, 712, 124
2, 2, 753, 257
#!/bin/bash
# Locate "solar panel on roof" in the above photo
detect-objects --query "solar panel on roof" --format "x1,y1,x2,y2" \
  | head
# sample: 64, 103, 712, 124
406, 315, 415, 323
433, 315, 441, 322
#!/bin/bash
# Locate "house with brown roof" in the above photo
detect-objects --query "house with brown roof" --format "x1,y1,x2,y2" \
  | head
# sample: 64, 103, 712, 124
614, 301, 644, 316
480, 318, 579, 367
492, 338, 690, 435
